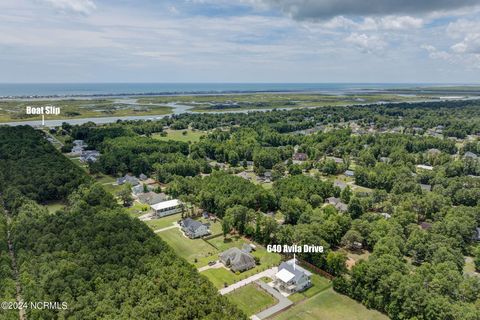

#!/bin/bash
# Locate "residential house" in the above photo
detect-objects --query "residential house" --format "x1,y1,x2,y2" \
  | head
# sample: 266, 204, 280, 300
139, 173, 148, 181
379, 157, 391, 163
328, 156, 344, 164
473, 227, 480, 241
420, 222, 432, 230
151, 199, 183, 217
325, 197, 348, 213
80, 150, 100, 163
292, 153, 308, 161
420, 184, 432, 192
264, 171, 272, 182
464, 152, 478, 159
219, 247, 256, 272
274, 259, 312, 294
180, 218, 210, 239
137, 192, 167, 205
344, 170, 355, 177
379, 212, 392, 219
416, 164, 434, 171
117, 174, 140, 186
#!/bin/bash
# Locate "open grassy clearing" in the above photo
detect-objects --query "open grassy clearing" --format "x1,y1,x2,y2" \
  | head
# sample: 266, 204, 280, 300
226, 283, 277, 316
288, 274, 332, 303
275, 288, 389, 320
44, 201, 65, 213
152, 129, 206, 143
157, 228, 218, 263
145, 213, 182, 230
464, 256, 479, 276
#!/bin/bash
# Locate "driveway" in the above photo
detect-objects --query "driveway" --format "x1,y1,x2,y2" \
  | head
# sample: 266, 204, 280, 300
219, 267, 277, 295
198, 261, 224, 272
153, 224, 178, 233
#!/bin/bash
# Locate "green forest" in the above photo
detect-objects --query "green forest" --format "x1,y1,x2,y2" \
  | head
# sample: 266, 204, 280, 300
0, 126, 246, 320
53, 99, 480, 320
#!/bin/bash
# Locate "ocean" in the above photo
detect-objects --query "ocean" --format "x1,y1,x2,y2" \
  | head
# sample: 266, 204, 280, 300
0, 83, 429, 98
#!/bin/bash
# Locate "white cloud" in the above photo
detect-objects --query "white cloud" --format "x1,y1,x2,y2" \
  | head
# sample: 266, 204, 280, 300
379, 16, 424, 30
39, 0, 96, 14
345, 33, 386, 53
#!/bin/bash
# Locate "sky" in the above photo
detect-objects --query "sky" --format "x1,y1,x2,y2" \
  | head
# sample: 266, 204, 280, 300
1, 0, 480, 83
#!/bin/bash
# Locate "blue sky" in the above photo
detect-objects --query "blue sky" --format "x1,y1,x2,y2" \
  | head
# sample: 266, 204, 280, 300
1, 0, 480, 83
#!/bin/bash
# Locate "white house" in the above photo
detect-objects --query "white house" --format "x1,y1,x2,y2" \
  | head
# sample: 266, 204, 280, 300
151, 199, 183, 217
274, 259, 312, 294
180, 218, 210, 239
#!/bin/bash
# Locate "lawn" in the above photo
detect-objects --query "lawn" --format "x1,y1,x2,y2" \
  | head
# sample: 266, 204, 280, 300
200, 241, 281, 288
153, 129, 206, 143
198, 217, 222, 235
226, 284, 277, 316
93, 173, 116, 185
274, 288, 389, 320
44, 201, 65, 213
157, 228, 218, 263
127, 202, 150, 216
288, 274, 332, 302
145, 213, 182, 230
103, 182, 123, 195
207, 235, 247, 251
464, 256, 479, 276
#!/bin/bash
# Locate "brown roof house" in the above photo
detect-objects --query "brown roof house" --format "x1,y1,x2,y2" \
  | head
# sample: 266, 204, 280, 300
219, 247, 256, 272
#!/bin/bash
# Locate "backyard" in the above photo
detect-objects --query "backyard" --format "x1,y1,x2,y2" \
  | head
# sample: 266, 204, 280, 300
274, 288, 389, 320
157, 228, 218, 263
144, 213, 182, 230
200, 240, 281, 289
226, 283, 277, 316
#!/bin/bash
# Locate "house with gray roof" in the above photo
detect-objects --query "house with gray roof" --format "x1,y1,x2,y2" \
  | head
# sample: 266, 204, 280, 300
344, 170, 355, 177
80, 150, 100, 163
180, 218, 210, 239
219, 247, 256, 272
473, 227, 480, 241
137, 192, 167, 205
325, 197, 348, 213
117, 174, 140, 186
464, 152, 478, 159
274, 259, 312, 293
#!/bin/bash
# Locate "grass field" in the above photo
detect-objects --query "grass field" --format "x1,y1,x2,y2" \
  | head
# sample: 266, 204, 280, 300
226, 284, 277, 316
145, 213, 182, 230
157, 228, 217, 263
44, 201, 65, 213
275, 288, 389, 320
464, 256, 479, 276
153, 129, 206, 143
127, 202, 150, 216
288, 274, 332, 303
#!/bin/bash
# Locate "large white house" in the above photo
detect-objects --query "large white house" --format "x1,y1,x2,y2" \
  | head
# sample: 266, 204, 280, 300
274, 259, 312, 293
151, 199, 183, 217
180, 218, 210, 239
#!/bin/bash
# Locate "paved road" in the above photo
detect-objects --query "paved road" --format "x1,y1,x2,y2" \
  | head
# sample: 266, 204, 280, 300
253, 281, 293, 320
219, 267, 277, 295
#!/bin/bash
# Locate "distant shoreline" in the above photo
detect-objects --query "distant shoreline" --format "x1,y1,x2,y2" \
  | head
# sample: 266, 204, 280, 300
3, 82, 475, 100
